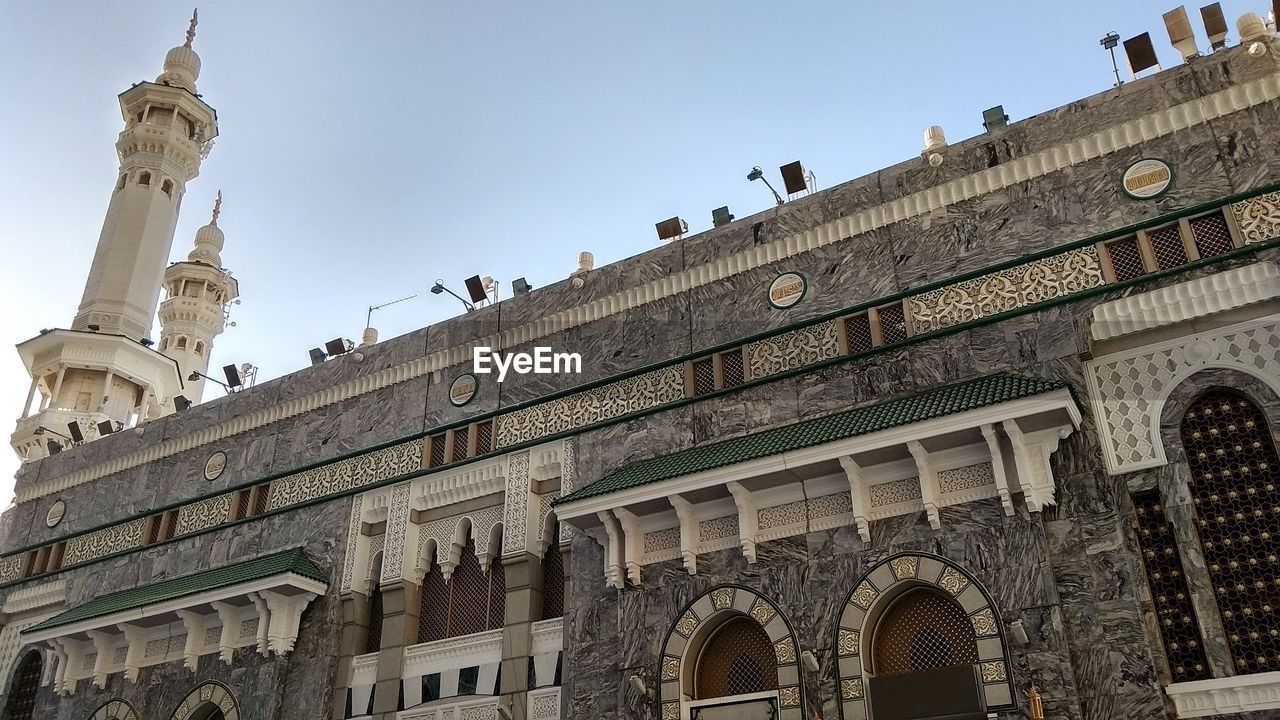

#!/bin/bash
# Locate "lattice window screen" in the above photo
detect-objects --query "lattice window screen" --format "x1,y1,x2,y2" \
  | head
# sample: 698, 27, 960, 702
1132, 493, 1211, 680
692, 358, 716, 396
251, 485, 270, 517
474, 421, 493, 456
1182, 390, 1280, 674
878, 303, 909, 345
428, 434, 447, 468
418, 563, 449, 644
541, 524, 565, 620
721, 350, 745, 389
1190, 212, 1235, 258
366, 554, 384, 655
1105, 236, 1147, 281
3, 651, 42, 720
694, 617, 779, 699
452, 430, 470, 463
845, 313, 874, 353
872, 588, 978, 676
1148, 225, 1189, 269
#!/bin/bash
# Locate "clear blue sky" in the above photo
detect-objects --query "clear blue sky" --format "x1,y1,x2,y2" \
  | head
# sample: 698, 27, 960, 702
0, 0, 1252, 501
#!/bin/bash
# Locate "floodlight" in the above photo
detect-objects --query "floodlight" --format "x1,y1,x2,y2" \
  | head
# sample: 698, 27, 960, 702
655, 217, 688, 241
780, 161, 808, 195
512, 277, 532, 295
464, 275, 488, 304
66, 421, 84, 443
711, 206, 734, 227
1164, 7, 1199, 60
1201, 4, 1227, 50
309, 348, 327, 365
747, 166, 784, 205
174, 395, 193, 411
223, 364, 242, 389
1123, 33, 1160, 78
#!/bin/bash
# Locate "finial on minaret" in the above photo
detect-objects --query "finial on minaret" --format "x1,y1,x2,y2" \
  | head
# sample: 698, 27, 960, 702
211, 190, 222, 225
184, 9, 199, 48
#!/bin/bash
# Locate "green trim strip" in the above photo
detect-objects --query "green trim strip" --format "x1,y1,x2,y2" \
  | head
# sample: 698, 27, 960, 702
24, 548, 325, 633
556, 373, 1064, 504
3, 187, 1279, 588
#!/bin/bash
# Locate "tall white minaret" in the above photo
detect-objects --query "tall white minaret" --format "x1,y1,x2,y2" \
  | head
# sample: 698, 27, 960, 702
10, 12, 219, 462
157, 192, 239, 405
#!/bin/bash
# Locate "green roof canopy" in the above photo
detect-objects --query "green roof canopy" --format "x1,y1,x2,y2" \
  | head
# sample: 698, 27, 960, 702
556, 373, 1065, 506
26, 548, 326, 633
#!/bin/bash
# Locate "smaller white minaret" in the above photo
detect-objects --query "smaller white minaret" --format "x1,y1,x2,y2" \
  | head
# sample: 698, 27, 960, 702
158, 192, 239, 406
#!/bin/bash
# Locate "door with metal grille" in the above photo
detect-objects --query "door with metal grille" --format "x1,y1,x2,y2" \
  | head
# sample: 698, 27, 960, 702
694, 617, 778, 700
868, 589, 986, 720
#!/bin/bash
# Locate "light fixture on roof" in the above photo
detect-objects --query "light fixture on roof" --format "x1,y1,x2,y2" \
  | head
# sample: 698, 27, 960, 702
747, 166, 784, 206
779, 161, 814, 198
173, 395, 193, 411
1122, 32, 1161, 79
222, 363, 243, 390
308, 348, 327, 366
511, 277, 532, 296
188, 369, 231, 393
97, 420, 116, 437
1100, 31, 1123, 86
711, 206, 734, 227
655, 216, 688, 242
1201, 3, 1228, 50
1239, 11, 1271, 42
481, 276, 499, 303
324, 338, 355, 357
982, 106, 1009, 132
66, 421, 84, 443
429, 280, 475, 312
463, 275, 489, 305
1164, 6, 1200, 61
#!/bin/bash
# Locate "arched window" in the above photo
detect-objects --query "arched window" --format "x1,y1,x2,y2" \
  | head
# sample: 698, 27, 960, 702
1180, 390, 1280, 674
3, 650, 43, 720
138, 172, 151, 186
693, 616, 778, 699
176, 336, 187, 350
417, 537, 504, 644
540, 523, 564, 620
162, 179, 174, 196
116, 174, 127, 191
194, 341, 204, 356
871, 588, 978, 676
365, 553, 384, 654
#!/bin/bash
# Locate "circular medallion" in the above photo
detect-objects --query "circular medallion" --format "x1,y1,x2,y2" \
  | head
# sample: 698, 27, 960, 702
204, 451, 227, 481
46, 500, 65, 528
1122, 158, 1173, 199
449, 373, 478, 407
768, 272, 807, 309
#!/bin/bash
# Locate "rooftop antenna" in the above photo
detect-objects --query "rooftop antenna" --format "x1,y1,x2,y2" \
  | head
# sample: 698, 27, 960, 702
1100, 31, 1123, 87
366, 293, 418, 329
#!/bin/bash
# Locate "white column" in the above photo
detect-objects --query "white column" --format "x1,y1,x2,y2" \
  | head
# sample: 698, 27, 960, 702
49, 364, 66, 410
21, 377, 37, 418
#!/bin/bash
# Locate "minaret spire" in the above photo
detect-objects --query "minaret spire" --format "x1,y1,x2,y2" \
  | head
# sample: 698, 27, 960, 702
211, 189, 221, 225
184, 9, 198, 49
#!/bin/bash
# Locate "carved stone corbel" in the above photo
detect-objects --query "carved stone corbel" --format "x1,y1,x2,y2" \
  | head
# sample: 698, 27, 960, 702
907, 441, 942, 530
612, 507, 643, 585
257, 589, 318, 655
116, 623, 146, 683
980, 424, 1016, 516
596, 511, 625, 589
837, 456, 873, 542
249, 592, 271, 656
669, 496, 699, 575
85, 630, 113, 688
210, 601, 240, 665
175, 609, 208, 671
727, 482, 759, 563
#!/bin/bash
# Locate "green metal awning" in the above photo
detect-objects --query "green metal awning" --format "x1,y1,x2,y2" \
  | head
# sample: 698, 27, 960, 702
26, 548, 326, 634
556, 373, 1066, 506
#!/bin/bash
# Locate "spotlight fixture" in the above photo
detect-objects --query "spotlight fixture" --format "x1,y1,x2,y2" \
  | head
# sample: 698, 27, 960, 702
308, 348, 327, 366
188, 369, 231, 393
982, 105, 1009, 132
97, 420, 115, 437
747, 166, 784, 206
34, 426, 73, 442
463, 275, 488, 304
46, 439, 63, 455
173, 395, 193, 411
1100, 31, 1123, 86
512, 277, 532, 296
66, 421, 84, 443
1122, 32, 1161, 79
801, 650, 820, 673
430, 280, 475, 312
139, 338, 154, 348
711, 206, 734, 227
628, 675, 650, 697
223, 364, 243, 390
655, 216, 688, 242
324, 338, 354, 357
779, 161, 809, 196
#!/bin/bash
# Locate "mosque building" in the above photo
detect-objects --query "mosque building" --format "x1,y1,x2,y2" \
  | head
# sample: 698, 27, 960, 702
4, 6, 1280, 720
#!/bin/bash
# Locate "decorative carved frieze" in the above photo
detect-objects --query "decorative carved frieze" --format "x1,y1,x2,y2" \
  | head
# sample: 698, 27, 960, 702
909, 246, 1103, 334
175, 493, 231, 536
1232, 192, 1280, 245
747, 320, 840, 378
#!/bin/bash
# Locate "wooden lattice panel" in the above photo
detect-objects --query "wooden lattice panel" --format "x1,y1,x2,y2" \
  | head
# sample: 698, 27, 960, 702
1182, 391, 1280, 674
1106, 236, 1147, 281
1190, 212, 1235, 258
871, 588, 978, 676
878, 303, 908, 345
845, 313, 874, 354
1132, 493, 1211, 680
694, 617, 779, 699
1148, 225, 1188, 270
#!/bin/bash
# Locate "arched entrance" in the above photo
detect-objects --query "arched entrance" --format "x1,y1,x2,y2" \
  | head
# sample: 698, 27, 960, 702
168, 682, 240, 720
2, 649, 42, 720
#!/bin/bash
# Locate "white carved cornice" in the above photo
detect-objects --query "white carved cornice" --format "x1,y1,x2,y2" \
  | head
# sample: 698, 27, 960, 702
402, 629, 502, 678
1, 579, 66, 614
1166, 671, 1280, 717
1091, 262, 1280, 341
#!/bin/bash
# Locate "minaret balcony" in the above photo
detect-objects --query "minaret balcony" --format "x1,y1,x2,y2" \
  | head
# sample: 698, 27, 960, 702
11, 409, 114, 462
